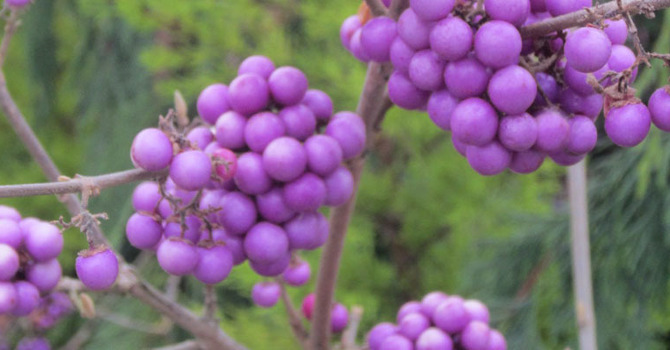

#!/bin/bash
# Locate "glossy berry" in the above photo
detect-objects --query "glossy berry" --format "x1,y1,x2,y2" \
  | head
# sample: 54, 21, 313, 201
131, 128, 173, 171
76, 247, 119, 291
157, 238, 199, 276
251, 281, 280, 308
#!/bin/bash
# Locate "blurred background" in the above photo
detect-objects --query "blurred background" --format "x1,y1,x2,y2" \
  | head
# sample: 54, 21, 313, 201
1, 0, 670, 349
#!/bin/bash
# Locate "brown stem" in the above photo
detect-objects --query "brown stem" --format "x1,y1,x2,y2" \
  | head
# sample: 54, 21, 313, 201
0, 168, 167, 198
308, 60, 394, 349
0, 10, 19, 67
519, 0, 670, 39
203, 284, 218, 323
364, 0, 388, 17
279, 282, 309, 348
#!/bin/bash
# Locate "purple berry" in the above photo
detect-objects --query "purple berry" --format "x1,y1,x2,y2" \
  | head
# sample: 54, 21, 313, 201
498, 113, 537, 152
397, 301, 423, 323
398, 312, 430, 340
26, 259, 62, 293
244, 222, 290, 264
444, 57, 490, 99
256, 187, 296, 224
249, 252, 291, 277
464, 299, 491, 324
283, 173, 327, 212
215, 111, 247, 150
565, 27, 611, 73
217, 192, 257, 235
262, 137, 308, 182
305, 135, 343, 177
427, 90, 459, 131
193, 243, 233, 284
450, 98, 498, 146
430, 17, 472, 61
416, 327, 453, 350
566, 115, 597, 154
157, 238, 199, 276
131, 181, 161, 213
131, 128, 173, 171
269, 67, 309, 106
323, 166, 355, 207
282, 258, 311, 286
25, 222, 63, 262
360, 16, 397, 62
509, 150, 545, 174
331, 303, 349, 333
535, 109, 570, 152
367, 322, 397, 350
341, 15, 362, 50
251, 281, 280, 308
379, 334, 413, 350
604, 19, 628, 45
126, 213, 162, 249
284, 212, 329, 250
234, 152, 273, 195
228, 73, 270, 115
238, 55, 275, 79
484, 0, 530, 26
487, 65, 536, 115
12, 281, 40, 316
0, 219, 21, 248
546, 0, 591, 17
460, 321, 491, 350
475, 21, 522, 69
279, 104, 317, 141
649, 87, 670, 131
75, 247, 119, 291
605, 102, 651, 147
302, 89, 333, 123
325, 112, 366, 160
466, 141, 512, 176
169, 150, 212, 191
433, 296, 470, 333
388, 71, 430, 110
410, 0, 454, 21
409, 50, 446, 91
397, 9, 431, 50
197, 84, 230, 124
0, 244, 18, 281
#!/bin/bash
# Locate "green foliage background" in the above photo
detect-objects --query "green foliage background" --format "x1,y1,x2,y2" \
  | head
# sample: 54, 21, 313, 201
1, 0, 669, 349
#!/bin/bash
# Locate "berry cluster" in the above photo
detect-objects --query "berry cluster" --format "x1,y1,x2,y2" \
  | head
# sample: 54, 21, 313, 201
341, 0, 665, 176
0, 206, 74, 350
301, 293, 349, 333
0, 206, 64, 316
365, 291, 505, 350
128, 56, 363, 288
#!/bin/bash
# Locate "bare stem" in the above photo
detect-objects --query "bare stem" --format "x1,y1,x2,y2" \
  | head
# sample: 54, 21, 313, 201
340, 306, 363, 350
308, 62, 394, 350
519, 0, 670, 39
364, 0, 388, 17
203, 284, 218, 323
0, 168, 167, 198
567, 161, 597, 350
279, 282, 309, 348
0, 10, 19, 67
153, 340, 203, 350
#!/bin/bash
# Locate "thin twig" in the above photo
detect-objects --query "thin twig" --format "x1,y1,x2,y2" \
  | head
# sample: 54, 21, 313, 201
279, 282, 309, 348
0, 9, 18, 67
0, 168, 167, 198
153, 340, 203, 350
203, 285, 218, 323
519, 0, 670, 39
340, 306, 363, 350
